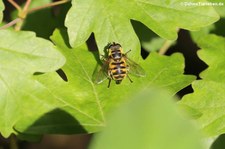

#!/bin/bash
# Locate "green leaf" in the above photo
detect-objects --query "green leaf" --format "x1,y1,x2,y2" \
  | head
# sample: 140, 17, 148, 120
208, 0, 225, 17
190, 0, 225, 41
14, 29, 195, 136
0, 30, 65, 137
65, 0, 219, 58
89, 88, 204, 149
179, 35, 225, 137
0, 0, 4, 23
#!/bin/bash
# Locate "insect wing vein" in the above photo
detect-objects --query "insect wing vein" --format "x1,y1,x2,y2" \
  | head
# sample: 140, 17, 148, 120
126, 57, 146, 77
92, 62, 108, 84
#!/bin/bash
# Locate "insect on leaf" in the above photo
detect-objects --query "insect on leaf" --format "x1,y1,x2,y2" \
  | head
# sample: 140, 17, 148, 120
13, 29, 196, 138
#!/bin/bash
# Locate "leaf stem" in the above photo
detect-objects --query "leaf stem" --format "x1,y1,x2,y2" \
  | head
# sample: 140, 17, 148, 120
159, 29, 180, 55
14, 0, 33, 31
8, 0, 22, 12
0, 18, 22, 30
158, 40, 174, 55
23, 0, 32, 13
28, 0, 70, 14
10, 135, 18, 149
2, 0, 69, 31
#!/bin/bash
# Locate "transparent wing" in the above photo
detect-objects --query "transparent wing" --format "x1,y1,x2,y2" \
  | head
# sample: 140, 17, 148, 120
126, 57, 146, 77
92, 62, 108, 84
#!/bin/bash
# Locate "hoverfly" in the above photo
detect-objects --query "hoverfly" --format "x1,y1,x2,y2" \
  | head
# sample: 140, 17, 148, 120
92, 42, 145, 88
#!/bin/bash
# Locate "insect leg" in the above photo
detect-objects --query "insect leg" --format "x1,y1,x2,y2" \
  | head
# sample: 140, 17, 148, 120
124, 49, 132, 56
101, 55, 107, 61
108, 78, 112, 88
127, 74, 133, 83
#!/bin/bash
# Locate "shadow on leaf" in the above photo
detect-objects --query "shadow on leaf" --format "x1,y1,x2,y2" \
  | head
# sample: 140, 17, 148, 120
210, 134, 225, 149
15, 108, 87, 141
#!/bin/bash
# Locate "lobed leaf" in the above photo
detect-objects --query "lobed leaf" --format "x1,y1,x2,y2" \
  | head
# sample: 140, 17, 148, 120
65, 0, 219, 58
0, 30, 65, 137
179, 35, 225, 137
14, 29, 195, 137
190, 0, 225, 41
208, 0, 225, 17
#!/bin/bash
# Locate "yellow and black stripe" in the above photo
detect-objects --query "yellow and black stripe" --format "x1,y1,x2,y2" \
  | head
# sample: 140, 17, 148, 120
108, 59, 128, 84
107, 42, 130, 87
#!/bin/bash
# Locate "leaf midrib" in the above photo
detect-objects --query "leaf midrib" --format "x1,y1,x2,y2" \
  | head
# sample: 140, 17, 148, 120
74, 54, 106, 124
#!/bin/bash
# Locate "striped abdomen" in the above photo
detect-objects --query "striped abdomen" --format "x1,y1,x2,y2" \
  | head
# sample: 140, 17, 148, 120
108, 59, 128, 84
